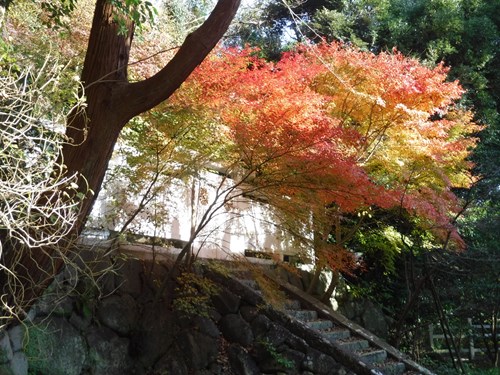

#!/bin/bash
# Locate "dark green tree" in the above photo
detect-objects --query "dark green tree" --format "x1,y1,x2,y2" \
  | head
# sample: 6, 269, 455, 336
226, 0, 386, 59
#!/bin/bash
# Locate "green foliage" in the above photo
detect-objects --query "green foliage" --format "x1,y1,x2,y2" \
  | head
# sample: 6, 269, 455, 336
0, 37, 18, 74
354, 226, 403, 275
309, 0, 382, 48
40, 0, 77, 28
172, 271, 219, 318
225, 0, 290, 60
465, 368, 500, 375
422, 356, 500, 375
39, 0, 157, 33
164, 0, 214, 25
227, 0, 385, 57
2, 1, 87, 114
453, 200, 500, 322
205, 260, 232, 279
110, 0, 158, 35
257, 338, 295, 369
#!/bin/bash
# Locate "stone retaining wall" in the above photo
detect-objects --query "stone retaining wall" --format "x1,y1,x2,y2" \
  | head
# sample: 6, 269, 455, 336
0, 258, 355, 375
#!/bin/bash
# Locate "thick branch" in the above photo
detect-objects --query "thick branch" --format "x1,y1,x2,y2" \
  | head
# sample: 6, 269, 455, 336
116, 0, 241, 122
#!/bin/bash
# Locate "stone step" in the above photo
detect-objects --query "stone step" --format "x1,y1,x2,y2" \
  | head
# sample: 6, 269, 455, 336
284, 299, 301, 310
230, 269, 254, 278
238, 279, 259, 289
337, 338, 369, 351
225, 266, 429, 375
376, 361, 406, 375
286, 309, 318, 321
323, 328, 351, 341
305, 319, 334, 331
358, 349, 387, 364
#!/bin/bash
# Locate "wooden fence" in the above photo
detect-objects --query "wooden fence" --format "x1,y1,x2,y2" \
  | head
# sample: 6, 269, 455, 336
429, 319, 499, 360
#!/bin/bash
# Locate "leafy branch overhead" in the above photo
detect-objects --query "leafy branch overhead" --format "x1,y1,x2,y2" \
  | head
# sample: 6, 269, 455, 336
41, 0, 158, 32
0, 0, 242, 314
172, 43, 479, 248
109, 41, 480, 283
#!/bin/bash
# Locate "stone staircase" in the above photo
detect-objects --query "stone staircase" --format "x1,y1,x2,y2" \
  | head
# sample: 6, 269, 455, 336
283, 298, 406, 374
230, 266, 433, 375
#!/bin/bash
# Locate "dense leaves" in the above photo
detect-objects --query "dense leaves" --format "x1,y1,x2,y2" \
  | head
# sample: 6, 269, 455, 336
227, 5, 498, 367
235, 0, 499, 195
183, 44, 478, 248
103, 43, 478, 276
101, 41, 480, 283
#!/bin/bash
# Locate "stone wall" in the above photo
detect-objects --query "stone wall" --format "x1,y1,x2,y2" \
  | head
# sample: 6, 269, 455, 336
337, 297, 394, 341
0, 258, 355, 375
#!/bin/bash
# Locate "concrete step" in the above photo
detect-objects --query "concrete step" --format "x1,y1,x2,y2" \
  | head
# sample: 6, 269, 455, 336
323, 328, 351, 341
358, 349, 387, 365
376, 361, 406, 375
305, 319, 334, 331
337, 338, 369, 351
287, 309, 318, 321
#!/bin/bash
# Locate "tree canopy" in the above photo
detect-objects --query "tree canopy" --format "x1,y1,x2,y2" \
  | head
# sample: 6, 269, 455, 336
1, 2, 498, 369
103, 42, 479, 282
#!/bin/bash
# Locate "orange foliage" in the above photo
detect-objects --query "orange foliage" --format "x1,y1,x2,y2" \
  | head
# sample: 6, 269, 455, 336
171, 42, 479, 250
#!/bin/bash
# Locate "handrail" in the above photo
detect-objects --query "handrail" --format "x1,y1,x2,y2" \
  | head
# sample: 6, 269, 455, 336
264, 270, 436, 375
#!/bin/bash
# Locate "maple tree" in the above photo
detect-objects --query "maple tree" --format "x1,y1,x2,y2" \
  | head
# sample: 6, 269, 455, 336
47, 38, 480, 317
240, 4, 497, 363
113, 42, 478, 288
309, 44, 480, 246
0, 0, 479, 314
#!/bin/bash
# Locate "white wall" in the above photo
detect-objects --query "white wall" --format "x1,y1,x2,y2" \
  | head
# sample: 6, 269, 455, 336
88, 169, 303, 260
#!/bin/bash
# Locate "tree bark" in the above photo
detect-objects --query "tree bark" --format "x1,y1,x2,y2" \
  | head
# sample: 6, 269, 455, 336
65, 0, 241, 232
63, 0, 135, 232
321, 270, 339, 304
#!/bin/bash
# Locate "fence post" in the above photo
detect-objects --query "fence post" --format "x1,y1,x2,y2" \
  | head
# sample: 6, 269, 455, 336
468, 318, 475, 361
429, 323, 435, 350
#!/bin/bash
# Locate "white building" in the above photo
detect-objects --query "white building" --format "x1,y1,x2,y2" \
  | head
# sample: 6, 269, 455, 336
88, 167, 306, 262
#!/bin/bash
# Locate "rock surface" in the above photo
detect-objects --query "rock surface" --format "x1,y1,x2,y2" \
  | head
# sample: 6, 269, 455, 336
26, 318, 86, 375
86, 326, 132, 375
228, 344, 260, 375
0, 332, 13, 364
338, 297, 391, 339
96, 293, 139, 335
220, 313, 254, 346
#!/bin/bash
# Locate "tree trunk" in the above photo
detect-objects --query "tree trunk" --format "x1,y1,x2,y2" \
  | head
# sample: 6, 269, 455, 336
63, 0, 134, 232
321, 270, 339, 304
1, 0, 241, 317
307, 263, 324, 295
66, 0, 241, 232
